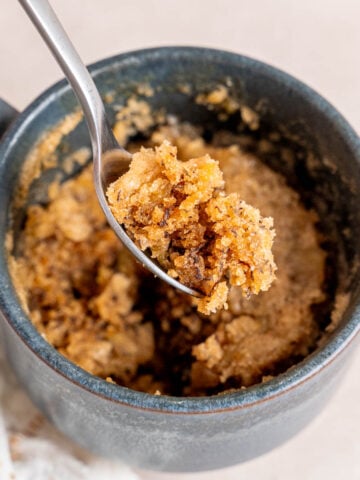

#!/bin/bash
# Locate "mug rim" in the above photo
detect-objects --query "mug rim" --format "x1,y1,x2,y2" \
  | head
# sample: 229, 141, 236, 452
0, 46, 359, 413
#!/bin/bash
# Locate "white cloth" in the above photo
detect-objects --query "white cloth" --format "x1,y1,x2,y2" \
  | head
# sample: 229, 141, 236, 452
0, 347, 139, 480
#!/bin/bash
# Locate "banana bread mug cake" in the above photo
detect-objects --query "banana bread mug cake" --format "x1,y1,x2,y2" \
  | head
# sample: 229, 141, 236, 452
10, 93, 328, 397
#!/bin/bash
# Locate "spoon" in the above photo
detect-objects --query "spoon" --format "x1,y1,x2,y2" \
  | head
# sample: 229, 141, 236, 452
19, 0, 201, 298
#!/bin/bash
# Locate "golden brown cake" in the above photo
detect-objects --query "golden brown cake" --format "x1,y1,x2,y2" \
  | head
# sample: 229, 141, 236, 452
11, 123, 326, 396
107, 140, 276, 314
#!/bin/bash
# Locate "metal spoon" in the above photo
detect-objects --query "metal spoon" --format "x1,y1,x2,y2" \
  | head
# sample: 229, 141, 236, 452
19, 0, 200, 298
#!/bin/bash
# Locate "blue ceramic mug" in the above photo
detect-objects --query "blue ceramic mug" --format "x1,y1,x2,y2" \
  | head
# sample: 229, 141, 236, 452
0, 47, 359, 472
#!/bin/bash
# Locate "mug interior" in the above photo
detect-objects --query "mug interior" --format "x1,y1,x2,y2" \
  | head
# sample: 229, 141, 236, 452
0, 47, 359, 412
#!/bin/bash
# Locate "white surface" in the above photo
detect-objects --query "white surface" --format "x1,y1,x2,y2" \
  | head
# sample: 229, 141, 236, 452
0, 0, 359, 479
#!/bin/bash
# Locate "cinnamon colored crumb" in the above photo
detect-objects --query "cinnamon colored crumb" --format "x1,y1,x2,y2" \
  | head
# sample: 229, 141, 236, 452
107, 141, 276, 314
11, 122, 327, 396
13, 168, 155, 383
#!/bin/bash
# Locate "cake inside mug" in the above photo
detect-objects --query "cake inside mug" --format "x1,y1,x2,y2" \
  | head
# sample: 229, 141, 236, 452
9, 88, 339, 396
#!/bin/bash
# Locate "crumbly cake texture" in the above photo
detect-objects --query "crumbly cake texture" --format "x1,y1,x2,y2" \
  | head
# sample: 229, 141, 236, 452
12, 124, 326, 396
106, 141, 276, 314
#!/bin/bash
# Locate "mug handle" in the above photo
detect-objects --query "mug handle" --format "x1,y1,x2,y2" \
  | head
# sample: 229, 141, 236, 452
0, 98, 19, 139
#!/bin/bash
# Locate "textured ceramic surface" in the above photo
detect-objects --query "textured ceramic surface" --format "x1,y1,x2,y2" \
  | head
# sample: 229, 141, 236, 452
0, 47, 359, 472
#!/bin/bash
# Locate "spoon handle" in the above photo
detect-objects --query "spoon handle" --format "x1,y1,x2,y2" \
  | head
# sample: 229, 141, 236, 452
18, 0, 202, 299
18, 0, 116, 153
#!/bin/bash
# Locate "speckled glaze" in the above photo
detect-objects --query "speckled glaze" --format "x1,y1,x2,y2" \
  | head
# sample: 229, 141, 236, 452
0, 48, 359, 472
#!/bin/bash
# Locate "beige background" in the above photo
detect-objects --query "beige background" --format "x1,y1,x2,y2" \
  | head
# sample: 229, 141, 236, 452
1, 0, 359, 479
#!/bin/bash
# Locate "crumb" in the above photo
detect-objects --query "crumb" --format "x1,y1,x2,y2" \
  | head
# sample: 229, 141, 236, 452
107, 141, 276, 314
10, 119, 327, 396
136, 83, 154, 97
